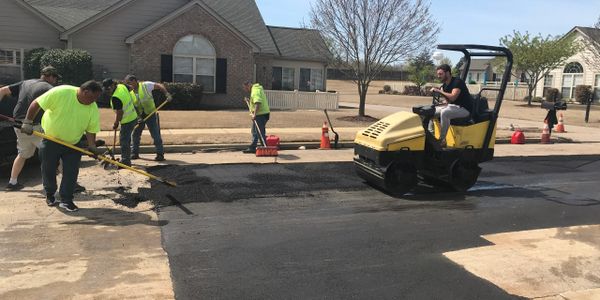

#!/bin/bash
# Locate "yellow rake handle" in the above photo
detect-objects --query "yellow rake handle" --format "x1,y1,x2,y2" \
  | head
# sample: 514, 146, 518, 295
133, 99, 170, 131
32, 131, 176, 187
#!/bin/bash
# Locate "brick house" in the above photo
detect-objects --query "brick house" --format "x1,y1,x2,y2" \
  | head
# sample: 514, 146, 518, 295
0, 0, 330, 108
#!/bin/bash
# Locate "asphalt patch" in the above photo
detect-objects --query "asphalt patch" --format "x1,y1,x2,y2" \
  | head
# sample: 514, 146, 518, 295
112, 186, 147, 208
140, 162, 367, 207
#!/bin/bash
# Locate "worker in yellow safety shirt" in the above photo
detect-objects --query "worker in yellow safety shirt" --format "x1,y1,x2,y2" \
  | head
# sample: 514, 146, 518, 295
241, 81, 270, 153
102, 78, 138, 166
20, 80, 103, 212
124, 74, 171, 161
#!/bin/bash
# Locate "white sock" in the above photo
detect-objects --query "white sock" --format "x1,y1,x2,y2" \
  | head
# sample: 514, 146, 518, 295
9, 178, 18, 185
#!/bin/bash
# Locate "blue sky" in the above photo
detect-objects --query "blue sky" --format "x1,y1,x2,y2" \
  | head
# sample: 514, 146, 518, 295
255, 0, 600, 65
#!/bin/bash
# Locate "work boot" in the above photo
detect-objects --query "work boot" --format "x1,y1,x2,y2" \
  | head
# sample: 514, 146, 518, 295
242, 148, 256, 154
155, 154, 165, 161
5, 182, 24, 191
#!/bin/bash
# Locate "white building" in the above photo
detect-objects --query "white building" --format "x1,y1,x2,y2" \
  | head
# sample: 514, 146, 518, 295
536, 26, 600, 102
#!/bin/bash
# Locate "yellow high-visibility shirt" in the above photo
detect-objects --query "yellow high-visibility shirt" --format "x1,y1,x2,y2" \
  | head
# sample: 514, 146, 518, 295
38, 85, 100, 145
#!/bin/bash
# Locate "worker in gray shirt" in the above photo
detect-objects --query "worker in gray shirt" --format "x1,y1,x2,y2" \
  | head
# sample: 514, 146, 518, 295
0, 66, 59, 191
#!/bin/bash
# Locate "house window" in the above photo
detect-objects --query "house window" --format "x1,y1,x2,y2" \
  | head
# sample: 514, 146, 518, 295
271, 67, 295, 90
594, 74, 600, 102
299, 68, 324, 91
543, 74, 554, 99
476, 72, 480, 83
561, 62, 584, 99
173, 35, 216, 93
0, 49, 21, 65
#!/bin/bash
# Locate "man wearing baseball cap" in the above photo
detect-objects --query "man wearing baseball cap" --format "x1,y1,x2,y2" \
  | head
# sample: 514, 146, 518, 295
0, 65, 60, 191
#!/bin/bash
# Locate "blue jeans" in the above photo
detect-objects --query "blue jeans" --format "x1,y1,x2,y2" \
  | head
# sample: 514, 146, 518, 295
120, 120, 136, 165
39, 139, 82, 203
250, 114, 269, 148
131, 113, 163, 156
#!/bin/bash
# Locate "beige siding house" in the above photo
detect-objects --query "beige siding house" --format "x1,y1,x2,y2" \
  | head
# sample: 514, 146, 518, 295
0, 0, 330, 108
0, 0, 64, 83
535, 26, 600, 102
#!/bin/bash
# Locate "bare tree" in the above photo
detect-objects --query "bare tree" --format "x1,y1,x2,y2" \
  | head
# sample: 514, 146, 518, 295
580, 16, 600, 72
310, 0, 439, 117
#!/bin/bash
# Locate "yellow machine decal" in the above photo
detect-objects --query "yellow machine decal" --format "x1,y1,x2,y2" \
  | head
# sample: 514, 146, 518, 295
354, 111, 425, 151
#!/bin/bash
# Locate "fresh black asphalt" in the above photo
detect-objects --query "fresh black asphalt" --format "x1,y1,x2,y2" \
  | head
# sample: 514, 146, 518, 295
143, 155, 600, 299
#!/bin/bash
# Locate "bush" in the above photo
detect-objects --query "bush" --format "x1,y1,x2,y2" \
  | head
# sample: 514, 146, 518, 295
575, 85, 592, 103
39, 49, 93, 86
378, 90, 385, 94
402, 85, 422, 96
383, 85, 392, 93
545, 88, 560, 101
392, 90, 400, 95
97, 82, 204, 110
523, 96, 543, 103
157, 82, 204, 110
468, 80, 477, 84
23, 48, 47, 79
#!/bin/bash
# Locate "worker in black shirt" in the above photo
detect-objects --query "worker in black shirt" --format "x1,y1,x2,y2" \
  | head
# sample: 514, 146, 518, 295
430, 64, 473, 147
102, 79, 138, 167
0, 66, 59, 190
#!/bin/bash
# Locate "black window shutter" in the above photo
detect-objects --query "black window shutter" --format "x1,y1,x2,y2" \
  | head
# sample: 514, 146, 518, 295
215, 58, 227, 94
161, 54, 173, 82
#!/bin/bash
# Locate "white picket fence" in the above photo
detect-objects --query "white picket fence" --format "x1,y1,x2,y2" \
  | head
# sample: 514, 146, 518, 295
265, 90, 339, 110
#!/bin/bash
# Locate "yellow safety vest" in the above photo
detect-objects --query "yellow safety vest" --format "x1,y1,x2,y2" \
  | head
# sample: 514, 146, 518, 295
110, 84, 138, 124
131, 81, 157, 115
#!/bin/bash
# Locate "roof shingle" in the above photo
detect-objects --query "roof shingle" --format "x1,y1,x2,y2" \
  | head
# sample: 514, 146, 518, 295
24, 0, 121, 30
267, 26, 330, 62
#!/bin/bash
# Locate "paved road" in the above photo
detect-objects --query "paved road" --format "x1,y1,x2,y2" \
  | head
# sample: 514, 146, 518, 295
143, 155, 600, 300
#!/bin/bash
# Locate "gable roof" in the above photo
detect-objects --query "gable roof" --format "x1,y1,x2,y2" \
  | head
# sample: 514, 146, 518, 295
267, 26, 330, 62
14, 0, 65, 31
572, 26, 600, 43
125, 0, 260, 52
20, 0, 328, 60
202, 0, 278, 55
24, 0, 122, 30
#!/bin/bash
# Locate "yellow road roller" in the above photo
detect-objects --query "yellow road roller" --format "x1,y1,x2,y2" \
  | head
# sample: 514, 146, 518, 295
354, 45, 513, 195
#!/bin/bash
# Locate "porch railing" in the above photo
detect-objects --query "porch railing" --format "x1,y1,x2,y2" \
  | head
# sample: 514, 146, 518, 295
265, 90, 339, 110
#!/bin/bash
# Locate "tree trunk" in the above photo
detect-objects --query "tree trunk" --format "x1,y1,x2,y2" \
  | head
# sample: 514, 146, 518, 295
358, 83, 368, 117
527, 84, 534, 106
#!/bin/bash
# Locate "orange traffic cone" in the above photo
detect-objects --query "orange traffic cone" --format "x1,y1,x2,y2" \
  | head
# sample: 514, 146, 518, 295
320, 121, 331, 149
556, 113, 566, 133
540, 121, 551, 144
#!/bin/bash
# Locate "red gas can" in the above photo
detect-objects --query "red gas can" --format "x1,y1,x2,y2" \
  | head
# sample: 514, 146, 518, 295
266, 135, 280, 148
511, 130, 525, 144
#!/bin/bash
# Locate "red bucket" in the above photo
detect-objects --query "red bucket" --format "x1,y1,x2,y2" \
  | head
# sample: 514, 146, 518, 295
511, 130, 525, 144
266, 135, 280, 148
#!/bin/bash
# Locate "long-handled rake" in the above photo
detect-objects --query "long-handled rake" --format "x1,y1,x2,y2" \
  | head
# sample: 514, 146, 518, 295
243, 98, 277, 157
132, 98, 171, 132
0, 113, 176, 187
324, 109, 339, 149
101, 128, 119, 170
31, 130, 177, 187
